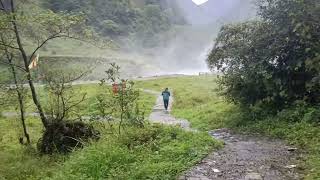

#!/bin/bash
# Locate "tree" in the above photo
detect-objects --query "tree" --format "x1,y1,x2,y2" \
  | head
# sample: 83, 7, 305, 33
97, 63, 145, 135
36, 68, 100, 154
0, 31, 30, 144
41, 67, 88, 122
0, 0, 95, 128
43, 0, 185, 48
207, 0, 320, 109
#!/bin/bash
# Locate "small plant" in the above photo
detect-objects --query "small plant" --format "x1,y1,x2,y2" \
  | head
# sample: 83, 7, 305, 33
97, 63, 145, 134
42, 68, 87, 122
37, 67, 100, 154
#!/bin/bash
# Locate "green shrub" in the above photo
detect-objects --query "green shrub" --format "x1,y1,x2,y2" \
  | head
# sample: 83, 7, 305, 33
207, 0, 320, 110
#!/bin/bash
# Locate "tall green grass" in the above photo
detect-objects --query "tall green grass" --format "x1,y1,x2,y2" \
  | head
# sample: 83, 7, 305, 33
0, 117, 63, 180
0, 117, 221, 179
50, 124, 222, 180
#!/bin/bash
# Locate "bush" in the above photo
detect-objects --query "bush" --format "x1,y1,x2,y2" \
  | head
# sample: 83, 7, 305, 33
207, 0, 320, 110
37, 121, 100, 154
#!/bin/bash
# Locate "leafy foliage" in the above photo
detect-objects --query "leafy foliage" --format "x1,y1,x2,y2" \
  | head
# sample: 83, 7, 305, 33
97, 63, 145, 134
0, 0, 100, 129
43, 0, 186, 47
207, 0, 320, 110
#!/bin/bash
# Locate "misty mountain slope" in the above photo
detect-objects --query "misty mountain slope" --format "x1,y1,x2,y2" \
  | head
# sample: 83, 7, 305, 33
140, 0, 258, 74
175, 0, 256, 25
33, 0, 258, 76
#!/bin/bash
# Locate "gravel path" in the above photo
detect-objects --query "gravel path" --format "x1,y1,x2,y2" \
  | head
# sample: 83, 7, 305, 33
180, 129, 301, 180
144, 90, 301, 180
144, 89, 193, 131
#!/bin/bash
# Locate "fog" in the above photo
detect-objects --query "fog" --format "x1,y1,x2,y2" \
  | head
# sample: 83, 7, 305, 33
45, 0, 258, 79
135, 0, 257, 76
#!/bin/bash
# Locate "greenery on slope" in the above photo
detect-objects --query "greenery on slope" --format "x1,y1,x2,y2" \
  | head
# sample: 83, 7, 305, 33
43, 0, 186, 47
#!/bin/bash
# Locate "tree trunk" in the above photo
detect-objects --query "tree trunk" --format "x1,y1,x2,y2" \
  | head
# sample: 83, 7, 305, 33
10, 0, 48, 128
5, 49, 31, 144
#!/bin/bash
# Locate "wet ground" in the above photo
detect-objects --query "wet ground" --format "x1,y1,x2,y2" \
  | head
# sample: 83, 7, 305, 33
180, 128, 301, 180
145, 89, 193, 131
145, 90, 301, 180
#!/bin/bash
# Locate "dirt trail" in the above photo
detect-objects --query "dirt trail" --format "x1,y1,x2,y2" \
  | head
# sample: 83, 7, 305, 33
144, 89, 193, 131
145, 90, 301, 180
180, 129, 300, 180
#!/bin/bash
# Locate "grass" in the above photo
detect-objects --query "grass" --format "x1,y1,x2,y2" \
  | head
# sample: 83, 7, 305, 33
0, 79, 221, 179
3, 75, 319, 179
136, 75, 240, 130
2, 82, 156, 118
136, 75, 320, 179
51, 124, 222, 180
0, 117, 221, 180
0, 117, 63, 180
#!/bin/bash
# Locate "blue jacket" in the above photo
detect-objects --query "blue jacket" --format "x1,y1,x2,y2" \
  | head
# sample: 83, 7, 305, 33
162, 90, 171, 100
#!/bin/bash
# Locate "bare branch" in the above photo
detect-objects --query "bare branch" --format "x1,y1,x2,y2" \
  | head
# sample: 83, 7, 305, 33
0, 42, 20, 50
65, 93, 87, 113
29, 33, 101, 64
0, 35, 26, 72
68, 72, 88, 83
28, 31, 62, 63
0, 60, 26, 72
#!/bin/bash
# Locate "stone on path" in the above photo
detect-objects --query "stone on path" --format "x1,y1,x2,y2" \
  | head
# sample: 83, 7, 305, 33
146, 90, 195, 131
245, 173, 263, 180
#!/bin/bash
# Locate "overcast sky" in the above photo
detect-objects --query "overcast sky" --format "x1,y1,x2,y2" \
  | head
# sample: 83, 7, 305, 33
192, 0, 209, 5
177, 0, 256, 25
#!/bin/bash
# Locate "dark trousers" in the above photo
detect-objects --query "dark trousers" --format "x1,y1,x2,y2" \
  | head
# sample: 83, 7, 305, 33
163, 99, 169, 110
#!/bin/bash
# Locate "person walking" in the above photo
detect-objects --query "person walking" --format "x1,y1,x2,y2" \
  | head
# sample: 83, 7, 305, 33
162, 88, 171, 110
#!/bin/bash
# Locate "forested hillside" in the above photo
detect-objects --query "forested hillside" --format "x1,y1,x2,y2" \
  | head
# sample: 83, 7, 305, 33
42, 0, 186, 47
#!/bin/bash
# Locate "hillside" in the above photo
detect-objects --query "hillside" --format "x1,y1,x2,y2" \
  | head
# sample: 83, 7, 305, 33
42, 0, 186, 48
2, 0, 258, 78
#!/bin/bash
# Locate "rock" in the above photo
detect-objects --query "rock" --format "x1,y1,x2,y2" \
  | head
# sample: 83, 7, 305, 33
285, 165, 297, 169
287, 147, 298, 152
187, 175, 210, 180
212, 168, 221, 173
247, 169, 254, 172
245, 173, 262, 180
